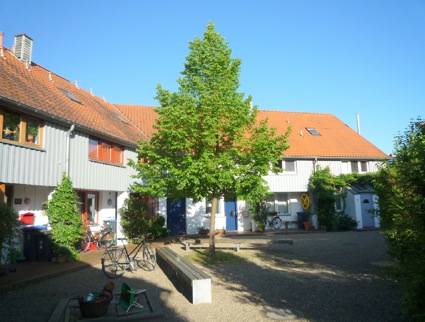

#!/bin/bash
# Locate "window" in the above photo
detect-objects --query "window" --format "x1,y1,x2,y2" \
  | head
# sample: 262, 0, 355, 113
89, 137, 124, 165
206, 199, 220, 215
335, 196, 343, 212
1, 109, 43, 147
306, 127, 321, 136
265, 193, 289, 214
275, 159, 296, 173
351, 161, 368, 173
58, 88, 81, 104
144, 196, 159, 218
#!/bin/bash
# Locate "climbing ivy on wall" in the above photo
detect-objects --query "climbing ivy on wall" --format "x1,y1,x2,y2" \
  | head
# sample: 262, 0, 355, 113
308, 166, 376, 230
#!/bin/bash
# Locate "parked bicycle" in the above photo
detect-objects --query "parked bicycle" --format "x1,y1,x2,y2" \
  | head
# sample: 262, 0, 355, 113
266, 213, 283, 229
101, 234, 156, 279
77, 220, 116, 252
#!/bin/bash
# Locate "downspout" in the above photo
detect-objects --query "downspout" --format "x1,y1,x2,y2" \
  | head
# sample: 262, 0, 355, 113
65, 124, 75, 175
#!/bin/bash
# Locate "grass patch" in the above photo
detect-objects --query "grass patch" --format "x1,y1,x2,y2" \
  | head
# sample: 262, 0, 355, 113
186, 249, 249, 266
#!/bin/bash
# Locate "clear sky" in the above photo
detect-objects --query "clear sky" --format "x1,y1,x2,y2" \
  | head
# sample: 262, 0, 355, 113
1, 1, 424, 155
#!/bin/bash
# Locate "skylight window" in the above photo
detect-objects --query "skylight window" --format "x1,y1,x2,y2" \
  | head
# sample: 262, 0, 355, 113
113, 113, 128, 124
58, 88, 80, 104
306, 127, 320, 136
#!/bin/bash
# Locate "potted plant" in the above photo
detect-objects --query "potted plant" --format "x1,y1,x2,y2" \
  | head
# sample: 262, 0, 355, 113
26, 125, 38, 143
197, 227, 210, 236
257, 222, 266, 232
252, 201, 269, 232
215, 227, 225, 237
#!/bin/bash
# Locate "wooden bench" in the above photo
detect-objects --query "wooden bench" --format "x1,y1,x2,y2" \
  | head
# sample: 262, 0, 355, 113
156, 246, 211, 305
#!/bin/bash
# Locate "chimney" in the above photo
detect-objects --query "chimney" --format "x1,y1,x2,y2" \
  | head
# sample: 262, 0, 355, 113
356, 113, 361, 135
13, 34, 33, 64
0, 32, 4, 58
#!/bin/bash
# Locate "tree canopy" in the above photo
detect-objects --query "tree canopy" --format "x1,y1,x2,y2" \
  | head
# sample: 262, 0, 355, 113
129, 22, 290, 255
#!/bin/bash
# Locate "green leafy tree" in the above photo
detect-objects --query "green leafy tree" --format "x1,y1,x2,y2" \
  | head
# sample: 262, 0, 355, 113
0, 204, 21, 264
129, 23, 290, 256
45, 173, 84, 259
373, 118, 425, 320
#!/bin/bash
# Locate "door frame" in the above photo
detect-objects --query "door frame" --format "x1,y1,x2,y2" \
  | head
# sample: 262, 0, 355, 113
76, 191, 99, 223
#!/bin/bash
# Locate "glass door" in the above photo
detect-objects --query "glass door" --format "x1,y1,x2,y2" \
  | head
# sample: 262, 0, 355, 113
76, 191, 98, 223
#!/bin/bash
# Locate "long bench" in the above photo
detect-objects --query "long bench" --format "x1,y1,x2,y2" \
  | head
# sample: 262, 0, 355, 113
156, 246, 211, 305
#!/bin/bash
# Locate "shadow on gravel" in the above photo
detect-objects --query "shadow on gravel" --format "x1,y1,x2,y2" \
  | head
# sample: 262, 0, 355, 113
0, 264, 186, 322
202, 231, 406, 322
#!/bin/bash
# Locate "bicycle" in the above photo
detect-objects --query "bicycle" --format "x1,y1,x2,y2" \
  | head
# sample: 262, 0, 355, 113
101, 234, 156, 279
266, 213, 283, 229
77, 221, 116, 252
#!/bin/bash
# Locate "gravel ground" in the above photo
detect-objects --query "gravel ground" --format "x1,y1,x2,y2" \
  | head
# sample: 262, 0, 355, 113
0, 230, 406, 322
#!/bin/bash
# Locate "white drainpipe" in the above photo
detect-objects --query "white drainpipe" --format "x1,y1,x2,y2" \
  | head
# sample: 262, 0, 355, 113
65, 124, 75, 175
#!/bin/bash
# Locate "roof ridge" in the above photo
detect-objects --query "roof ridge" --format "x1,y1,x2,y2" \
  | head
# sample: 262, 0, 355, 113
259, 110, 333, 115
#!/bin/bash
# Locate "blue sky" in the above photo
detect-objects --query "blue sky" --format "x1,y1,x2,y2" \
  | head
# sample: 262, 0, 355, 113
1, 1, 424, 155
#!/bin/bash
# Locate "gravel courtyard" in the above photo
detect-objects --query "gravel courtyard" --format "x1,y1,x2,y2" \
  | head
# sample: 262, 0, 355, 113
0, 230, 406, 322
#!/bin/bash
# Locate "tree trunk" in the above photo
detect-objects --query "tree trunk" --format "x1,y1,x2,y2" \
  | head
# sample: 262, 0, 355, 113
208, 197, 218, 257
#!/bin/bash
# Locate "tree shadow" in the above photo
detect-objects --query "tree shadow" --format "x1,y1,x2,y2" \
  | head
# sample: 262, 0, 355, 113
190, 231, 405, 321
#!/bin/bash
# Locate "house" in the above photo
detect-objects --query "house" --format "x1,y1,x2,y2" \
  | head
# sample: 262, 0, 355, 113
1, 33, 389, 251
117, 106, 389, 234
0, 34, 145, 243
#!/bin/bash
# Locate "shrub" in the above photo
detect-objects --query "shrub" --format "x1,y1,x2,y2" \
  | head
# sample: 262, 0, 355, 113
120, 194, 167, 239
334, 213, 358, 231
373, 118, 425, 320
0, 204, 20, 264
44, 173, 84, 260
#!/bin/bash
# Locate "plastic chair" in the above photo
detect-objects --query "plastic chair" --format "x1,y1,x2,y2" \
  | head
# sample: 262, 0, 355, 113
119, 282, 146, 313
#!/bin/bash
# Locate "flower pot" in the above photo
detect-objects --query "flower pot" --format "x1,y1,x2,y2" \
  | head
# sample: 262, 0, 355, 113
303, 222, 313, 231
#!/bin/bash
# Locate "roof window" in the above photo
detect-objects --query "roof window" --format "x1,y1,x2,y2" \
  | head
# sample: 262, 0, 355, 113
58, 88, 81, 104
306, 127, 320, 136
113, 113, 128, 124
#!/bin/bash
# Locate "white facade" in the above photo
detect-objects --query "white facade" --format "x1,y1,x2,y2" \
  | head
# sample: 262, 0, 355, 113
157, 158, 384, 234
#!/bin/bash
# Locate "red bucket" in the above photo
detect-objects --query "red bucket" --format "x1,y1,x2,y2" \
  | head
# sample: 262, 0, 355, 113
20, 213, 35, 225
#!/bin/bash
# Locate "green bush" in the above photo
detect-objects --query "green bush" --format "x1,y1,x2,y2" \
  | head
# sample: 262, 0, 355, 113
120, 194, 167, 240
0, 204, 21, 264
44, 173, 84, 260
373, 118, 425, 320
334, 213, 358, 231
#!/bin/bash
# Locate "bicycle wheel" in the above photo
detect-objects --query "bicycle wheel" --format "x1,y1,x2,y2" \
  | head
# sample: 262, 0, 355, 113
101, 248, 127, 279
137, 244, 156, 271
271, 216, 282, 229
98, 232, 115, 248
77, 231, 91, 253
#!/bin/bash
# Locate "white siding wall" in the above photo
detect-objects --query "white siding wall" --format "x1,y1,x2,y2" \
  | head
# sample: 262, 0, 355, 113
0, 124, 67, 186
68, 131, 138, 191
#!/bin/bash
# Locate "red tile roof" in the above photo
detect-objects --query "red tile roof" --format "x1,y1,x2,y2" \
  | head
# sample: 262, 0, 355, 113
114, 104, 157, 139
115, 105, 388, 159
257, 110, 388, 159
0, 48, 145, 147
1, 46, 388, 159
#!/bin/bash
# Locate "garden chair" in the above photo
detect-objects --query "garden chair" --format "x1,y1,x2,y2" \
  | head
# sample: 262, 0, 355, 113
119, 282, 146, 314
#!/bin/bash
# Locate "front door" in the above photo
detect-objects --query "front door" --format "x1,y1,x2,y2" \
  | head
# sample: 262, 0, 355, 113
225, 199, 237, 230
361, 194, 374, 227
77, 191, 98, 223
167, 198, 186, 236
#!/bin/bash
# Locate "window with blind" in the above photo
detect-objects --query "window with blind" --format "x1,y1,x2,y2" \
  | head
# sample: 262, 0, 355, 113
89, 137, 123, 165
